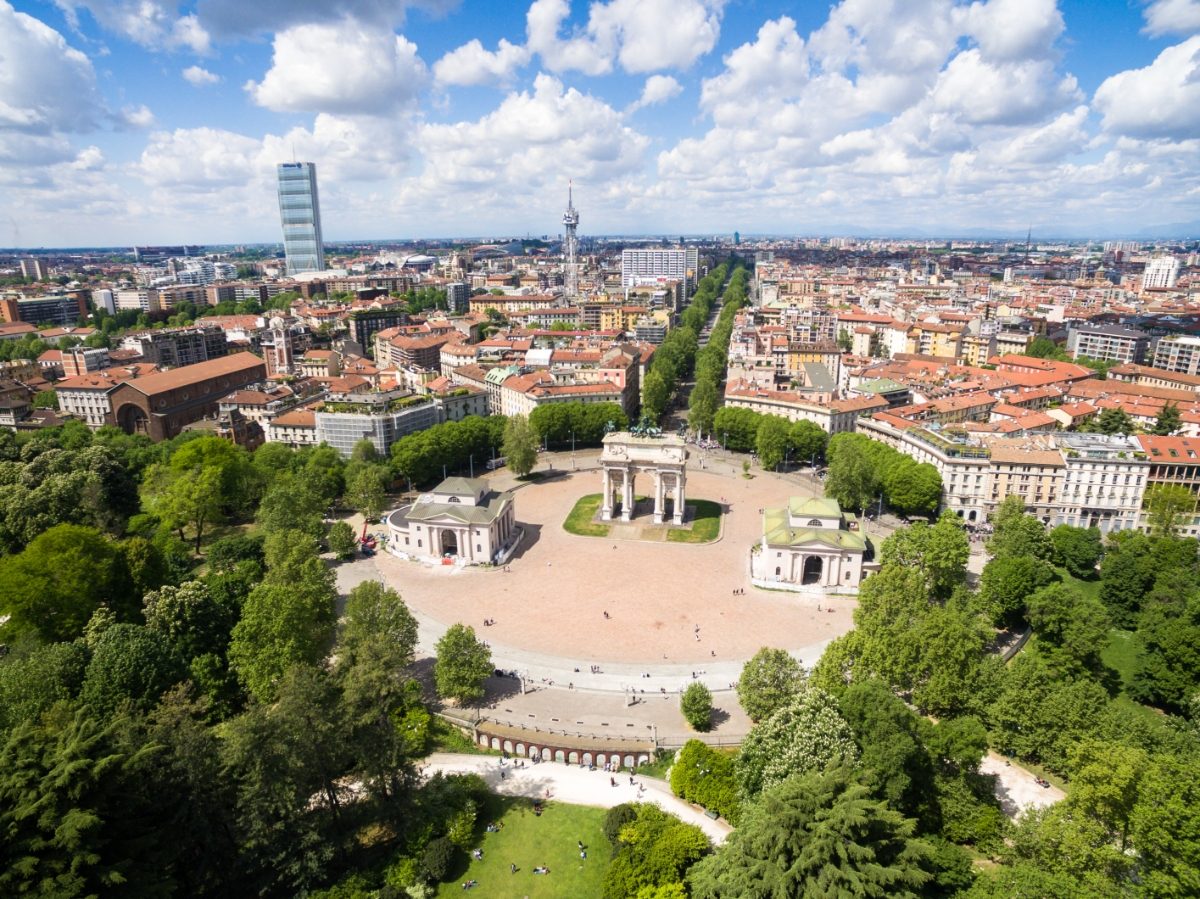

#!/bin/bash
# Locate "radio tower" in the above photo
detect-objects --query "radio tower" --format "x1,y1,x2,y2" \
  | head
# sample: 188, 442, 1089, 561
562, 181, 580, 299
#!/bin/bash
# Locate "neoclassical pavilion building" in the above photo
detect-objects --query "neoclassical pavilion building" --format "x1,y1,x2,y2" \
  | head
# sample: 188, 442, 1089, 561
751, 496, 866, 593
598, 431, 688, 524
386, 477, 519, 566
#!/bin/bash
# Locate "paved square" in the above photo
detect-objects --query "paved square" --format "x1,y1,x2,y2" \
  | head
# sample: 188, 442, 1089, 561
372, 452, 858, 669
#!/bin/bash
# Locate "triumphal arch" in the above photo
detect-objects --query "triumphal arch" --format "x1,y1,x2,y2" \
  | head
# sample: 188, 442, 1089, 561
599, 431, 689, 525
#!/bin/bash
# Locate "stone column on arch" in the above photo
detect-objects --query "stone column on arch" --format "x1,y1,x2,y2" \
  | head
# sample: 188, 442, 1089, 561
653, 470, 665, 524
621, 468, 633, 522
600, 467, 613, 521
673, 469, 686, 525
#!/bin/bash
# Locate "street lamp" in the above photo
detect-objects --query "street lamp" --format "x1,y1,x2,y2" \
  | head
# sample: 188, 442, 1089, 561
570, 429, 576, 470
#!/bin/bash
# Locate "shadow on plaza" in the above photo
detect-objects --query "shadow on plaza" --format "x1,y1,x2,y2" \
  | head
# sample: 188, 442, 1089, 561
504, 523, 542, 561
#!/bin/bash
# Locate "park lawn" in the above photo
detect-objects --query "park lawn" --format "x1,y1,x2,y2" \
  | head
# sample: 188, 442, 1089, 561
1102, 629, 1143, 693
435, 798, 609, 898
666, 499, 722, 544
1054, 566, 1102, 603
563, 494, 611, 537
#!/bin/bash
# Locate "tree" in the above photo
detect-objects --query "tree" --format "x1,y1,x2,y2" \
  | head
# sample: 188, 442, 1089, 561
1027, 584, 1111, 672
80, 623, 186, 716
603, 803, 711, 899
1130, 752, 1200, 898
328, 521, 357, 559
1099, 529, 1154, 628
142, 461, 225, 552
689, 764, 932, 899
344, 463, 389, 521
824, 440, 878, 512
143, 580, 235, 664
0, 523, 135, 643
681, 682, 713, 731
434, 624, 492, 706
687, 379, 719, 435
1048, 525, 1103, 578
736, 647, 806, 722
787, 420, 827, 464
0, 641, 89, 735
256, 471, 326, 540
338, 580, 418, 670
736, 687, 858, 799
501, 414, 538, 478
986, 496, 1051, 560
1153, 402, 1182, 435
1144, 483, 1195, 537
1086, 406, 1135, 435
977, 555, 1058, 625
642, 370, 670, 420
1027, 336, 1068, 360
838, 679, 938, 824
879, 512, 969, 600
883, 460, 942, 518
228, 577, 337, 703
754, 416, 789, 471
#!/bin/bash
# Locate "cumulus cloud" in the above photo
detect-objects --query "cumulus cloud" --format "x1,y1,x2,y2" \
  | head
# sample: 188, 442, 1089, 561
53, 1, 210, 52
182, 65, 220, 86
1142, 0, 1200, 37
433, 38, 530, 87
1093, 36, 1200, 139
526, 0, 723, 75
119, 104, 155, 128
417, 73, 649, 192
958, 0, 1064, 61
1, 1, 104, 133
931, 49, 1080, 125
628, 74, 682, 111
245, 22, 427, 114
195, 0, 457, 40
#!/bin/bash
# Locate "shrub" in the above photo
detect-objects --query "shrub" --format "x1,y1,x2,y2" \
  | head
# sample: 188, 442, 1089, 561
419, 836, 455, 883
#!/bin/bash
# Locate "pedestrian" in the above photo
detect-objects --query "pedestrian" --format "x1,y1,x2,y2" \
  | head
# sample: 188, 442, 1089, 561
510, 863, 517, 874
577, 840, 584, 850
580, 850, 587, 860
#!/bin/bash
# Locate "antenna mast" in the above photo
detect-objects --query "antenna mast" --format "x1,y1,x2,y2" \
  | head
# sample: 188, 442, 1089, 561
562, 181, 580, 300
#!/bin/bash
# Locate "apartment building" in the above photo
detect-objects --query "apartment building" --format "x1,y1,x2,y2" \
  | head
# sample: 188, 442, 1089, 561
1150, 335, 1200, 376
1056, 433, 1148, 532
1066, 322, 1150, 364
0, 294, 88, 326
1137, 434, 1200, 537
620, 247, 699, 292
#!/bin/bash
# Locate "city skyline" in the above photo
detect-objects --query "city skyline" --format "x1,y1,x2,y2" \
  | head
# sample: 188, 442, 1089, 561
2, 0, 1199, 247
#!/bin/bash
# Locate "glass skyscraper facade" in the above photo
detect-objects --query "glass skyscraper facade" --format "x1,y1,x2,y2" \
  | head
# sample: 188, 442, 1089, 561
277, 162, 325, 275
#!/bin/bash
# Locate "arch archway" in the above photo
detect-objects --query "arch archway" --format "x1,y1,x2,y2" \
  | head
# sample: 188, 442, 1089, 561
115, 403, 149, 435
802, 555, 823, 585
441, 530, 459, 557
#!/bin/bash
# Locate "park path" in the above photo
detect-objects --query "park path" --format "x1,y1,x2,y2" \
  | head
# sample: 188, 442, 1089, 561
979, 751, 1065, 816
423, 752, 733, 845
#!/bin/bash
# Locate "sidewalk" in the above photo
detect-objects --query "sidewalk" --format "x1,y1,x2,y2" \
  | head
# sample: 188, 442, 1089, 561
423, 752, 733, 844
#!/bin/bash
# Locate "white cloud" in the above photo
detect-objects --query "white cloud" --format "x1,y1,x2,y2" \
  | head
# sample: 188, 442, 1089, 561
526, 0, 613, 75
433, 38, 530, 87
0, 1, 104, 134
958, 0, 1064, 61
119, 104, 155, 128
526, 0, 723, 75
416, 73, 648, 192
931, 49, 1080, 125
1142, 0, 1200, 37
52, 0, 210, 53
1093, 36, 1200, 139
182, 64, 220, 86
628, 74, 682, 111
588, 0, 723, 73
195, 0, 457, 40
246, 22, 427, 114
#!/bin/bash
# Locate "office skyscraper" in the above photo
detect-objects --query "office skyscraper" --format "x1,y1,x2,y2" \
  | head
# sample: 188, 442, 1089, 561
277, 162, 325, 275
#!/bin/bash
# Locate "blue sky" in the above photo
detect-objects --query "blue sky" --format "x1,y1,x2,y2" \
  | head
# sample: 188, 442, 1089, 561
2, 0, 1199, 246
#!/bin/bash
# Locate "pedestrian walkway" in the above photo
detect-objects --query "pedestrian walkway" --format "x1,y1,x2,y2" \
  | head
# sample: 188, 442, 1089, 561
423, 752, 733, 844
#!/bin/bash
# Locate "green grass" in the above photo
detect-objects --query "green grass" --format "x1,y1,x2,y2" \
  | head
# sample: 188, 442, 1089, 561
1053, 566, 1102, 603
1101, 629, 1143, 694
434, 798, 609, 898
666, 499, 723, 544
563, 494, 611, 537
